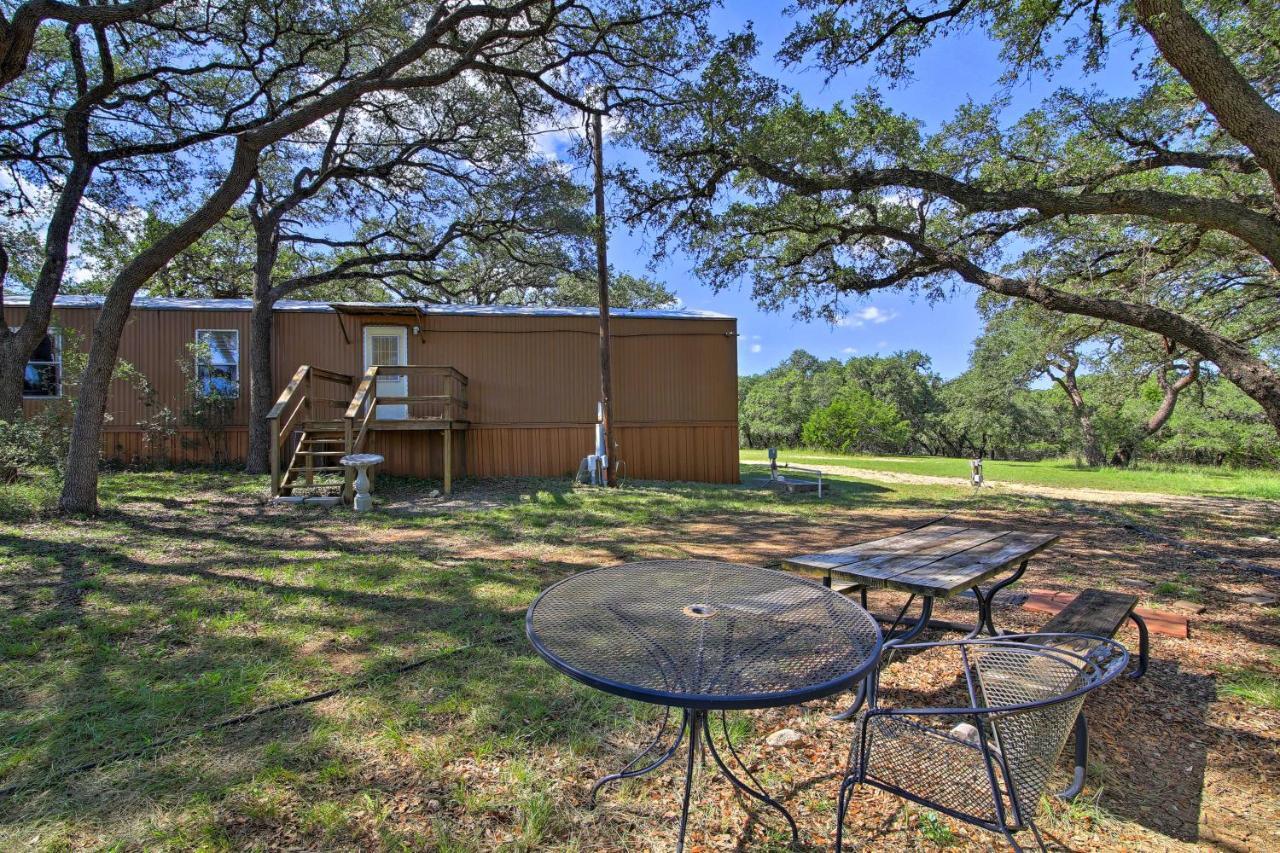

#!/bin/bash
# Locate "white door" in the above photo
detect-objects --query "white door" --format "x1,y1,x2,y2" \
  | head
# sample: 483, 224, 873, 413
363, 325, 409, 420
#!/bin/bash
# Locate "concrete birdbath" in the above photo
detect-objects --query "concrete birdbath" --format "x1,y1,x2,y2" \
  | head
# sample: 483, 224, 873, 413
340, 453, 384, 512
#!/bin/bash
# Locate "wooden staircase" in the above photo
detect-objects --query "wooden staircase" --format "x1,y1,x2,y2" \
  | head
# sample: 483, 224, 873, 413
265, 364, 469, 504
279, 424, 348, 498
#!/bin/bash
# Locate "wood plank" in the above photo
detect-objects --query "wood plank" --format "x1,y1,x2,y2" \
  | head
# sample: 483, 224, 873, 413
886, 531, 1059, 597
1041, 588, 1136, 636
443, 429, 452, 495
1021, 589, 1188, 638
781, 524, 970, 577
838, 528, 1011, 589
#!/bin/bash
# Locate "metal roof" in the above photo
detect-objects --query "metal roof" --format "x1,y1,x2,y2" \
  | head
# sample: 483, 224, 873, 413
4, 293, 733, 321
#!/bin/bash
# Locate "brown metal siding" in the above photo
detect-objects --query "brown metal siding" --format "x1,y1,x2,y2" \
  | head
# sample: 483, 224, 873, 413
4, 303, 251, 430
112, 308, 252, 428
5, 304, 97, 421
6, 303, 740, 482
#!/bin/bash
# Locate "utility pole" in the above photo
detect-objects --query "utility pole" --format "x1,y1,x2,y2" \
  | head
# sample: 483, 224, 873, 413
591, 110, 616, 486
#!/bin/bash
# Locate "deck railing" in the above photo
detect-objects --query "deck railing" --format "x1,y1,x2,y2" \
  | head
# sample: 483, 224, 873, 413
343, 364, 469, 453
267, 364, 469, 501
265, 365, 357, 497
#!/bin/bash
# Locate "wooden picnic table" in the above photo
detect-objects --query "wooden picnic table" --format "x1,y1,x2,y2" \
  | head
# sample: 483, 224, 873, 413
783, 521, 1059, 639
783, 521, 1059, 720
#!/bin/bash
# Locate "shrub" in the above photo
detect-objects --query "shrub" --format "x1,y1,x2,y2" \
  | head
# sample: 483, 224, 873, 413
178, 341, 235, 464
801, 388, 911, 454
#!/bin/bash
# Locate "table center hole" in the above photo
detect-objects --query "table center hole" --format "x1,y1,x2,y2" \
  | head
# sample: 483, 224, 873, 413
683, 604, 717, 619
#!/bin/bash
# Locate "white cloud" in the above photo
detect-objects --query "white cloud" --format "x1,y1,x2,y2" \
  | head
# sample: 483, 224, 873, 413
857, 306, 895, 324
877, 340, 888, 349
841, 346, 858, 355
750, 343, 762, 353
834, 305, 896, 327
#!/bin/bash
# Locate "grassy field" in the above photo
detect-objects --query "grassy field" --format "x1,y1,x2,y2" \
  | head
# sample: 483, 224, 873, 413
740, 448, 1280, 500
1, 469, 1277, 850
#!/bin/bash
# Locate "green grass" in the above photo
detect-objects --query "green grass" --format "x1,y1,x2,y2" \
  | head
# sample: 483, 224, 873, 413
0, 466, 985, 850
741, 448, 1280, 500
915, 809, 958, 846
1, 466, 1275, 850
1217, 665, 1280, 710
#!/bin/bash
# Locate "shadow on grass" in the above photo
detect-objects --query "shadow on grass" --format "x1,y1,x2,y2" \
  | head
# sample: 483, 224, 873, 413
0, 519, 644, 844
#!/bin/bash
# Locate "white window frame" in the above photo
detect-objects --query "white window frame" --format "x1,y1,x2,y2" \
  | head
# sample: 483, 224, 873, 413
194, 328, 240, 399
15, 327, 62, 399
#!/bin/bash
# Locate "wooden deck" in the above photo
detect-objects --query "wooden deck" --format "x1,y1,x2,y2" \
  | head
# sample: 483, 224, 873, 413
266, 364, 469, 501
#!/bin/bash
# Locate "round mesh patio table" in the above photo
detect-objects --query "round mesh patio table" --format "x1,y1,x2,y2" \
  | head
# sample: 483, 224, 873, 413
526, 559, 882, 851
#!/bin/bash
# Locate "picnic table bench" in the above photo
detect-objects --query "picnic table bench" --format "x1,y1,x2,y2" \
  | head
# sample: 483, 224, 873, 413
784, 521, 1059, 719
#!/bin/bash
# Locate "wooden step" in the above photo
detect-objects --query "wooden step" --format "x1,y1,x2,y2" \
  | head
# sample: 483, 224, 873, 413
283, 467, 347, 480
294, 450, 347, 456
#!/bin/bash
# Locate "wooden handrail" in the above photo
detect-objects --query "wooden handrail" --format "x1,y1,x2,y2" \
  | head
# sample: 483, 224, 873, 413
344, 366, 379, 419
353, 398, 376, 451
371, 394, 467, 407
310, 367, 355, 385
267, 365, 313, 497
267, 365, 310, 420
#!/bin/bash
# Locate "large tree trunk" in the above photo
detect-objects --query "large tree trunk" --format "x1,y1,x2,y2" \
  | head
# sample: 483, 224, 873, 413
57, 291, 129, 512
0, 338, 24, 421
244, 296, 275, 474
59, 146, 260, 514
244, 213, 279, 475
1050, 360, 1106, 467
1112, 359, 1199, 466
1134, 0, 1280, 196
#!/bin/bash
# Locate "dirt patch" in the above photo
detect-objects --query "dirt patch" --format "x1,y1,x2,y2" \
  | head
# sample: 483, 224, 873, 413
801, 461, 1279, 513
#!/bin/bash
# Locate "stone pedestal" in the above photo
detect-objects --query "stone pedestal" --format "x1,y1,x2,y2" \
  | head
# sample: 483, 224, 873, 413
340, 453, 384, 512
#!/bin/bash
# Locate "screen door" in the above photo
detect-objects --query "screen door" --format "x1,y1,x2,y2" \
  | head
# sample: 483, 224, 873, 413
362, 325, 409, 419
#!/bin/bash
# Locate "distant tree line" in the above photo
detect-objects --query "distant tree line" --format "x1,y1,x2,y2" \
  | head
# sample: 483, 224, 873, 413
740, 345, 1278, 468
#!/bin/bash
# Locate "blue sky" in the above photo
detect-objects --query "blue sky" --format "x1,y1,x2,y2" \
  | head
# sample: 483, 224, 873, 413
577, 2, 1147, 377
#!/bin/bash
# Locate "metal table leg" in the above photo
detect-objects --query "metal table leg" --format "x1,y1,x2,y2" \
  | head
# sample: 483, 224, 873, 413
966, 558, 1030, 637
832, 597, 933, 721
1058, 711, 1089, 800
592, 707, 799, 852
589, 707, 685, 807
702, 711, 799, 847
677, 711, 699, 851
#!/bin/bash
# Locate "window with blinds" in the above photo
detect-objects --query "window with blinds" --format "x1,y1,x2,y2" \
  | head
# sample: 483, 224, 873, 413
195, 329, 239, 398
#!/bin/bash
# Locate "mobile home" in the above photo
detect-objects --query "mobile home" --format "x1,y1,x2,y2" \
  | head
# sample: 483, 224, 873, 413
5, 296, 740, 491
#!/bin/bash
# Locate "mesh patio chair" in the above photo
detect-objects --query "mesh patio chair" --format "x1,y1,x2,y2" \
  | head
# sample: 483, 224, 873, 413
835, 634, 1129, 852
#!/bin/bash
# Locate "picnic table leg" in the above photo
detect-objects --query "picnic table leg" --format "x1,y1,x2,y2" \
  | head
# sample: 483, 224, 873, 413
1128, 611, 1150, 679
967, 559, 1030, 637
